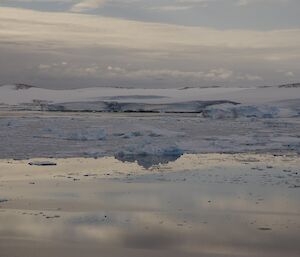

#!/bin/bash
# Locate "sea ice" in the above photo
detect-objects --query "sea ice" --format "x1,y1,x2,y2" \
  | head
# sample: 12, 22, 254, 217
28, 161, 57, 166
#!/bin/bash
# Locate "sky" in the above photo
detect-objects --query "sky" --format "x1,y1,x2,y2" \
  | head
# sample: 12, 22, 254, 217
0, 0, 299, 89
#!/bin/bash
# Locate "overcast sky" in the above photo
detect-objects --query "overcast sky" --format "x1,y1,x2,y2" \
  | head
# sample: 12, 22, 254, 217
0, 0, 299, 88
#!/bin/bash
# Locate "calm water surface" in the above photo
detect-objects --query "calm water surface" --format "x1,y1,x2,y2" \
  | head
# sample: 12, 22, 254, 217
0, 154, 300, 257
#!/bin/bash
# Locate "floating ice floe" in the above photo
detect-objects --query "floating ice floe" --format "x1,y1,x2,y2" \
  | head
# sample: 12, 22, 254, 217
28, 161, 57, 166
202, 104, 297, 119
121, 131, 143, 139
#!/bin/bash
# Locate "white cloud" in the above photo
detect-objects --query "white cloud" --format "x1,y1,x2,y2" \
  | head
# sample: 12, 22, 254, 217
150, 0, 211, 11
150, 5, 193, 12
70, 0, 106, 12
66, 0, 292, 13
38, 62, 264, 82
237, 74, 262, 81
285, 71, 295, 77
236, 0, 290, 6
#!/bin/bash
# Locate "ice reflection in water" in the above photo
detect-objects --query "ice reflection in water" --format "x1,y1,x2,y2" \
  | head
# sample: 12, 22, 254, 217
0, 154, 300, 257
114, 152, 183, 169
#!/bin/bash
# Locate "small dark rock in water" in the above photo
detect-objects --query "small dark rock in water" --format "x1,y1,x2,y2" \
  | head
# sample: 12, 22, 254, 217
28, 161, 57, 166
290, 185, 300, 188
283, 169, 291, 173
46, 215, 60, 219
258, 227, 272, 231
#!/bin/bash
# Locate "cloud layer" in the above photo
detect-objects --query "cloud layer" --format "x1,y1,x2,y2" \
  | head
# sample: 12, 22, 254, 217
0, 4, 299, 88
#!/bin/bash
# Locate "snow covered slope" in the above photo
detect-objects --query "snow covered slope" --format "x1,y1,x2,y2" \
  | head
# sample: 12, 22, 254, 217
0, 84, 242, 105
0, 84, 300, 114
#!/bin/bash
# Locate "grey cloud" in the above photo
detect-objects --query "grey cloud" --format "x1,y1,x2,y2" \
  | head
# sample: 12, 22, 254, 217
0, 5, 299, 89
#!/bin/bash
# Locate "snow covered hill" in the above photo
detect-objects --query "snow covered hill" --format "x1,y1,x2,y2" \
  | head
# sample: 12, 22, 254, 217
0, 84, 299, 116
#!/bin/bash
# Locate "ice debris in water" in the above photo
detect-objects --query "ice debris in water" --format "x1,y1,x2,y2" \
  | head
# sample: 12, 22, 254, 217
28, 161, 57, 166
62, 129, 106, 141
122, 131, 143, 139
202, 104, 296, 119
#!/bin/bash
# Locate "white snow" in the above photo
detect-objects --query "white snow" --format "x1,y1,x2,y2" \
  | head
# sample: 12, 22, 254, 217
1, 84, 300, 106
1, 84, 300, 115
202, 104, 298, 119
0, 84, 242, 105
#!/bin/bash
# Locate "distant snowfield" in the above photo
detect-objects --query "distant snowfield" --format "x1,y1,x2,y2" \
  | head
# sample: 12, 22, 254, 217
1, 84, 300, 105
0, 84, 242, 105
1, 84, 300, 115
